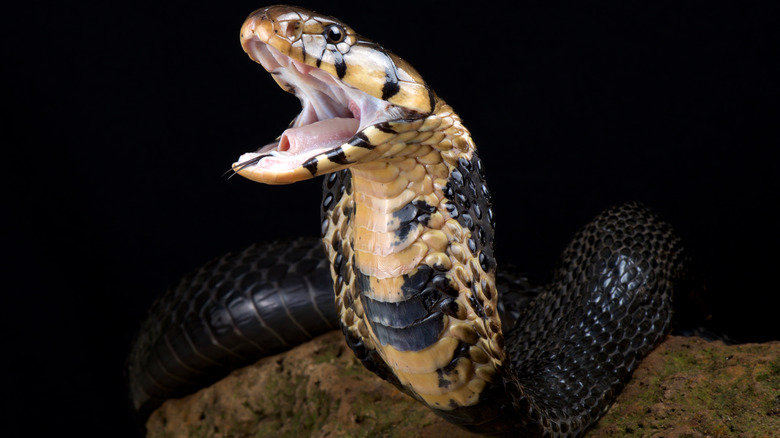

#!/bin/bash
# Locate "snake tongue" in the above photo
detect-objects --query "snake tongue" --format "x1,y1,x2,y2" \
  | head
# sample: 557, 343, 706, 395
278, 117, 359, 155
238, 117, 360, 175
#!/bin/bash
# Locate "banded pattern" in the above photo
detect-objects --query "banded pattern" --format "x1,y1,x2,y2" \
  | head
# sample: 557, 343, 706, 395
318, 101, 507, 414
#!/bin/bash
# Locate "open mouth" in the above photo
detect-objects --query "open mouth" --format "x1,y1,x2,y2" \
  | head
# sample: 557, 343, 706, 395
233, 34, 394, 184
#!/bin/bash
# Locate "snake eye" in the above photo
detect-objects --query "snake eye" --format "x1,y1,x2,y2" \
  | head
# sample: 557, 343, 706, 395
324, 24, 345, 44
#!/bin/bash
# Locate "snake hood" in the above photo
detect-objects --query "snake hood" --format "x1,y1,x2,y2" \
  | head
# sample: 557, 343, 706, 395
234, 5, 435, 184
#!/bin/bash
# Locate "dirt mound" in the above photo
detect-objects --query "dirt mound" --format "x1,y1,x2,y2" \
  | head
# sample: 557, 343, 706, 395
147, 334, 780, 437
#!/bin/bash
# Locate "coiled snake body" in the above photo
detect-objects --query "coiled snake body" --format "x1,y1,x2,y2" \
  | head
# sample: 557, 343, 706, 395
128, 6, 692, 436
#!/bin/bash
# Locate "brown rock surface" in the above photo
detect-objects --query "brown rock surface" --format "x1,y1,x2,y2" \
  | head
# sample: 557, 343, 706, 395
590, 336, 780, 437
147, 333, 780, 438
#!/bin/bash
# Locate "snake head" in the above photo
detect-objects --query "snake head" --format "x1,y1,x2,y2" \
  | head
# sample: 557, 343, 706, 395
233, 5, 435, 184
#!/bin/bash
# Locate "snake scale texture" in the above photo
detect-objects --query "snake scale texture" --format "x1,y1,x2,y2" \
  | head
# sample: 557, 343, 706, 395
128, 6, 695, 436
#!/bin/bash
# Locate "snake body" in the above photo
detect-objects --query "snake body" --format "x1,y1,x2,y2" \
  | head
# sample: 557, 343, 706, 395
128, 6, 692, 436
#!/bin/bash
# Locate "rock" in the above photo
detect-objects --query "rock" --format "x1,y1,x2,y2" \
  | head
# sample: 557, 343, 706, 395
146, 334, 780, 437
145, 331, 473, 438
590, 336, 780, 437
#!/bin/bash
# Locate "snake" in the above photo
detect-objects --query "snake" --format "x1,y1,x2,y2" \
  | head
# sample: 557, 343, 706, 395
127, 5, 695, 436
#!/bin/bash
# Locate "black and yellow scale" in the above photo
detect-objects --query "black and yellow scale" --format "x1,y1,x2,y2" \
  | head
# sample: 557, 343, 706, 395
129, 6, 693, 436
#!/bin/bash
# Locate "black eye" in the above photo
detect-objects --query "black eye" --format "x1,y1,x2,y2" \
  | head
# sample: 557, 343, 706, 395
324, 24, 345, 44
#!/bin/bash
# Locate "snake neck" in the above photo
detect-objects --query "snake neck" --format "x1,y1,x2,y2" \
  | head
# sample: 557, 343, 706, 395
321, 100, 506, 411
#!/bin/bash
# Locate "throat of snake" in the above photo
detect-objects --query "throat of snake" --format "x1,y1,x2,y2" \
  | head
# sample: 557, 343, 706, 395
325, 106, 506, 410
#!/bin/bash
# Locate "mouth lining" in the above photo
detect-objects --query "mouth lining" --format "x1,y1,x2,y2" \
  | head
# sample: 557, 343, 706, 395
234, 37, 389, 176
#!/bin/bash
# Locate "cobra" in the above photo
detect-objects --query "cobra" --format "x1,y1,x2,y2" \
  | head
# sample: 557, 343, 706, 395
128, 6, 693, 436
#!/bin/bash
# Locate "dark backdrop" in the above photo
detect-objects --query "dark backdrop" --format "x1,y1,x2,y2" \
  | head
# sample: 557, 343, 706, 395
4, 1, 778, 435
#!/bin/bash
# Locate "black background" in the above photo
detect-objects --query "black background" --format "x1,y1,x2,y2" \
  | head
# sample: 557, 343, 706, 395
4, 0, 778, 435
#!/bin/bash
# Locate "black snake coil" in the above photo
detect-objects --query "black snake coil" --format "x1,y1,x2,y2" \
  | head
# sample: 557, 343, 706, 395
128, 203, 692, 436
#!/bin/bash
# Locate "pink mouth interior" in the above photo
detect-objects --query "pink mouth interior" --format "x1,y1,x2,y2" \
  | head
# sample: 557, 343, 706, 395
278, 117, 360, 154
250, 117, 360, 169
238, 36, 374, 173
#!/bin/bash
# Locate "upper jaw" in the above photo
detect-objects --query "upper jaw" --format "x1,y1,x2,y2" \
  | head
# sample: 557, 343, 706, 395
248, 39, 355, 124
